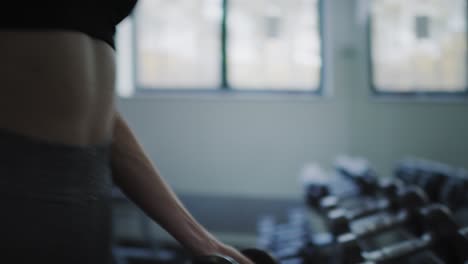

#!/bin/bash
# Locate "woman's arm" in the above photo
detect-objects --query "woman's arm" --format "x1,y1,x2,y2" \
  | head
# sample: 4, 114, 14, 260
110, 112, 253, 264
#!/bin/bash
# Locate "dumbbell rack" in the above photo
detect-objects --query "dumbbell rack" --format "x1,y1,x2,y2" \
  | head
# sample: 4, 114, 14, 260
254, 156, 468, 264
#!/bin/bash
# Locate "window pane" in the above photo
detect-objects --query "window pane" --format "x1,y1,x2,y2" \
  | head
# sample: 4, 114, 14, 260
371, 0, 467, 92
136, 0, 222, 89
228, 0, 322, 91
116, 18, 134, 97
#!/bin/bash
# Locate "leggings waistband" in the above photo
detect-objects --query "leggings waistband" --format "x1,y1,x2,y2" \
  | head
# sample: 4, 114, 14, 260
0, 127, 113, 201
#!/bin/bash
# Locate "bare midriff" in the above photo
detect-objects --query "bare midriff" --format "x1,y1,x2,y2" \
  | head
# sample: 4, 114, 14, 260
0, 30, 116, 146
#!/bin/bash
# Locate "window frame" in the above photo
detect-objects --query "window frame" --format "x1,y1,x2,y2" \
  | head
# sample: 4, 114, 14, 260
366, 0, 468, 98
130, 0, 326, 96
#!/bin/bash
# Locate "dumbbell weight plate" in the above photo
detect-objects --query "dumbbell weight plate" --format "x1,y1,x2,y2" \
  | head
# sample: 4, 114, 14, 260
305, 183, 330, 208
241, 248, 278, 264
360, 205, 468, 264
418, 172, 447, 202
440, 177, 467, 210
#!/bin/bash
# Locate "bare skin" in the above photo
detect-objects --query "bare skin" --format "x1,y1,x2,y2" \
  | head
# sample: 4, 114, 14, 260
0, 31, 253, 264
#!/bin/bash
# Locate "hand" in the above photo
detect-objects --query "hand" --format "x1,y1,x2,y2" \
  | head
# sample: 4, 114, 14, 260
189, 239, 255, 264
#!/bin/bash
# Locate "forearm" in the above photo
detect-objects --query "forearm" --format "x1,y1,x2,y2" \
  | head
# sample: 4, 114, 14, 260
110, 112, 219, 255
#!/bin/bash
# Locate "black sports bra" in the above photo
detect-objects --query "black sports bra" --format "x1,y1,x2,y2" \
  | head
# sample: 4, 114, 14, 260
0, 0, 138, 49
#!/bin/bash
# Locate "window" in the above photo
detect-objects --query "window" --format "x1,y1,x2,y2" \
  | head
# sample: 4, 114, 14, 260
369, 0, 468, 94
135, 0, 222, 89
228, 0, 323, 91
119, 0, 323, 93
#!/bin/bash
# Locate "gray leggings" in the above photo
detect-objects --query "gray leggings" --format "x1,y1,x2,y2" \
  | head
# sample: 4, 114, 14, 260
0, 128, 113, 264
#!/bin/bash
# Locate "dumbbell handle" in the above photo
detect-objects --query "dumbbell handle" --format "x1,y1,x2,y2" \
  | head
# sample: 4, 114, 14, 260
338, 211, 407, 244
361, 227, 468, 264
342, 199, 390, 220
361, 234, 432, 263
331, 187, 429, 238
338, 183, 420, 223
316, 178, 400, 213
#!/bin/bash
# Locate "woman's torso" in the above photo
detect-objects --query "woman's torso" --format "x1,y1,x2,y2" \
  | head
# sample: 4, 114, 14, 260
0, 31, 116, 146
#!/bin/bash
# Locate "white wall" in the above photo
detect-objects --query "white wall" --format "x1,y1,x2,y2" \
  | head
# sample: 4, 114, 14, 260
116, 0, 468, 199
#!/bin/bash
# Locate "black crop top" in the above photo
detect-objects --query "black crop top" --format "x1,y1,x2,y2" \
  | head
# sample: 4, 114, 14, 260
0, 0, 138, 49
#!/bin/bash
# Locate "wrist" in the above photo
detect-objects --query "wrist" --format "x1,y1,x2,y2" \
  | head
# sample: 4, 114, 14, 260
170, 218, 222, 256
183, 232, 222, 256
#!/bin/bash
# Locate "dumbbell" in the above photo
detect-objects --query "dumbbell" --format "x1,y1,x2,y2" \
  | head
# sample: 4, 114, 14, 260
439, 168, 468, 211
332, 188, 432, 263
395, 159, 452, 202
303, 176, 360, 212
336, 200, 454, 263
415, 164, 452, 202
276, 188, 426, 263
267, 188, 426, 263
361, 204, 468, 264
317, 178, 404, 215
396, 159, 468, 210
328, 186, 427, 237
304, 182, 330, 209
304, 175, 375, 213
257, 209, 311, 251
330, 178, 402, 220
256, 208, 335, 263
262, 229, 334, 262
394, 158, 430, 184
334, 156, 381, 197
304, 157, 381, 212
259, 224, 322, 262
255, 214, 307, 262
306, 177, 399, 218
256, 232, 334, 264
192, 248, 278, 264
282, 192, 427, 264
320, 156, 404, 214
395, 158, 465, 205
300, 164, 334, 209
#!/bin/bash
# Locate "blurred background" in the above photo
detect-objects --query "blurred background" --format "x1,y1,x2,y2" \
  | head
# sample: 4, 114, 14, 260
112, 0, 468, 259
